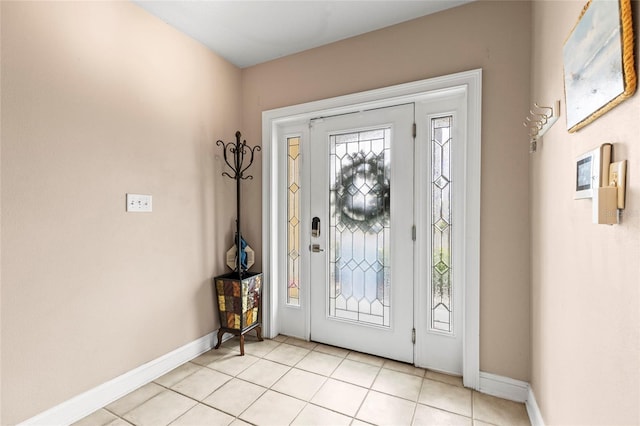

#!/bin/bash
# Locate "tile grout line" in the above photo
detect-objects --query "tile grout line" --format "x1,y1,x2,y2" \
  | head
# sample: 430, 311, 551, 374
256, 343, 316, 425
102, 381, 176, 423
251, 343, 363, 424
200, 340, 305, 424
471, 388, 475, 421
350, 360, 384, 423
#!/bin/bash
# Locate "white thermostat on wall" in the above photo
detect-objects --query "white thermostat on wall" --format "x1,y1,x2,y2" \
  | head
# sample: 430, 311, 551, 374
126, 193, 152, 212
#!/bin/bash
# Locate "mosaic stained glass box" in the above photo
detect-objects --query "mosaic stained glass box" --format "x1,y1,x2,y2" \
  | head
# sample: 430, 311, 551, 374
213, 271, 263, 355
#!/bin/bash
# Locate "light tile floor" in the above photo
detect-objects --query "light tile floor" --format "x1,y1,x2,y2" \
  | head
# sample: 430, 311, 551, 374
74, 335, 531, 426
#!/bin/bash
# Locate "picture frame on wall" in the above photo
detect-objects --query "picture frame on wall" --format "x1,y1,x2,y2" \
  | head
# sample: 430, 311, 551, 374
563, 0, 636, 133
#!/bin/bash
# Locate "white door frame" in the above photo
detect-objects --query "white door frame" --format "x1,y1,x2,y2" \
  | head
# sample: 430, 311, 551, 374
261, 69, 482, 389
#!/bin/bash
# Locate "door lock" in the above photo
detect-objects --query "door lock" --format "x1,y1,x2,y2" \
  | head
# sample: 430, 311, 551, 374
312, 217, 321, 237
310, 244, 324, 253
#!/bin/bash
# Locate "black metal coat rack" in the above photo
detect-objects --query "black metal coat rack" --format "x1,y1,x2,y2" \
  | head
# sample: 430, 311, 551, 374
216, 131, 261, 279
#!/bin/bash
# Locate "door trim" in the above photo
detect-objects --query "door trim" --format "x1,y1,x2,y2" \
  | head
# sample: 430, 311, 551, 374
262, 69, 482, 389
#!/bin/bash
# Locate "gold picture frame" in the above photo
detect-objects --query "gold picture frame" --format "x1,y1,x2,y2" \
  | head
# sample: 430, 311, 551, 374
563, 0, 636, 133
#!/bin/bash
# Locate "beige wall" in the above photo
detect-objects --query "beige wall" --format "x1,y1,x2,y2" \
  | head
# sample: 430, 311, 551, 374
0, 2, 242, 424
530, 1, 640, 425
11, 1, 625, 424
242, 0, 532, 381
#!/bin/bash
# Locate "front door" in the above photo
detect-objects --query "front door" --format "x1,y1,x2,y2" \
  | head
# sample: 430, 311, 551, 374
309, 104, 415, 363
266, 70, 481, 383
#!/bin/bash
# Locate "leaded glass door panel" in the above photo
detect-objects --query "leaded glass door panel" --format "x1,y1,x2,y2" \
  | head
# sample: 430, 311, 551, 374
309, 104, 415, 363
414, 91, 465, 374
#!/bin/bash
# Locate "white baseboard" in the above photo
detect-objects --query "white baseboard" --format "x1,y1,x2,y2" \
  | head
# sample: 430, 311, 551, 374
478, 372, 545, 426
525, 385, 545, 426
478, 371, 529, 402
19, 331, 218, 426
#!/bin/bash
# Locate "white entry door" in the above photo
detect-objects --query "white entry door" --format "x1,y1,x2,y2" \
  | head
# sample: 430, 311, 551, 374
265, 70, 481, 385
309, 104, 415, 363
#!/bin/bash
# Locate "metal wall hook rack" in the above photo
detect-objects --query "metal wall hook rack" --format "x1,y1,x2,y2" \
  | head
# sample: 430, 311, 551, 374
523, 100, 560, 153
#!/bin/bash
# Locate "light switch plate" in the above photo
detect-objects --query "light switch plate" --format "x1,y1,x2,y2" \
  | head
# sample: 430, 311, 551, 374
126, 193, 152, 212
608, 160, 627, 209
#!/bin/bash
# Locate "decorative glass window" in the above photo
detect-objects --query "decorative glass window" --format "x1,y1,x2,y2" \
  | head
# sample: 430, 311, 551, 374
431, 116, 453, 333
329, 128, 391, 326
287, 137, 301, 306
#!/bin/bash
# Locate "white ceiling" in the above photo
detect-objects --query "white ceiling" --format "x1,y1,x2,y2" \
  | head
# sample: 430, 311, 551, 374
132, 1, 473, 68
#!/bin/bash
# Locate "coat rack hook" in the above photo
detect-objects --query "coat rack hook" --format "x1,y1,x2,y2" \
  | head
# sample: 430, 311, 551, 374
524, 100, 560, 153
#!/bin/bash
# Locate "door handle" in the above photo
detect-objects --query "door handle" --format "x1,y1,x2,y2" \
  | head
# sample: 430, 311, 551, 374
310, 244, 324, 253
